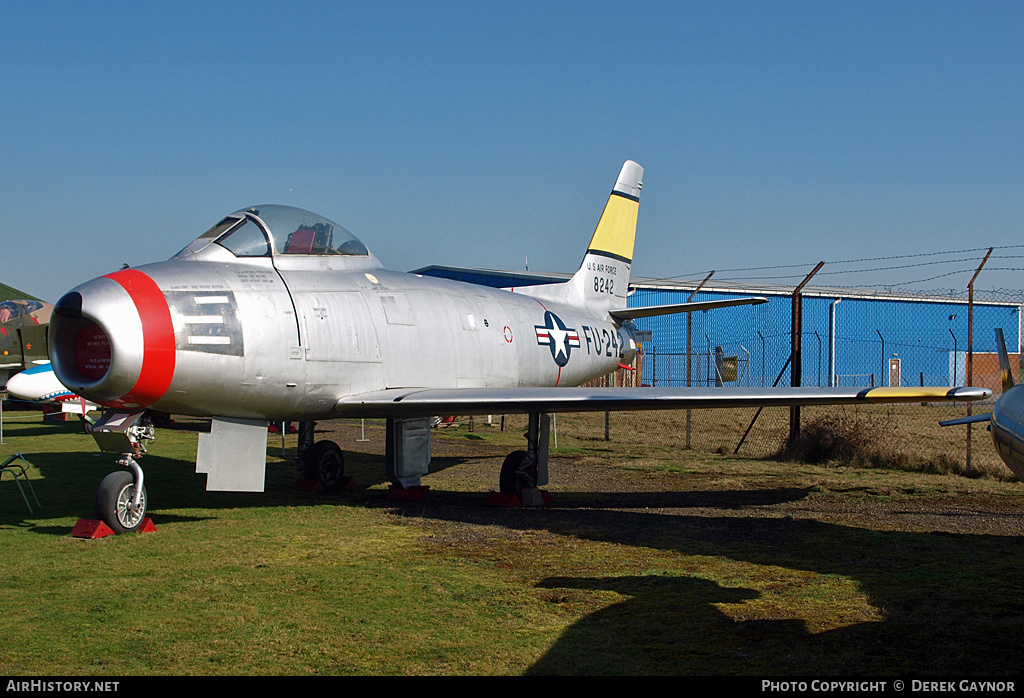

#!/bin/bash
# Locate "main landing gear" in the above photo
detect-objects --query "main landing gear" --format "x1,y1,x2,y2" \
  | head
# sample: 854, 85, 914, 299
297, 421, 347, 491
294, 417, 432, 494
498, 412, 551, 505
294, 413, 553, 505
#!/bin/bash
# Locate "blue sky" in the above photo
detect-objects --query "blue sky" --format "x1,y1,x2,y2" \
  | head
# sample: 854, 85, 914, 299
2, 1, 1022, 302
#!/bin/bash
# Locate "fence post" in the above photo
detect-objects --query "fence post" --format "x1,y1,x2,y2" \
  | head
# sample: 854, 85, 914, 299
789, 262, 824, 447
685, 271, 715, 449
966, 248, 993, 476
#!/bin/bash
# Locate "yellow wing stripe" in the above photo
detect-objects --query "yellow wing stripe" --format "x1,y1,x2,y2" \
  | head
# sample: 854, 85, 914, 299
861, 387, 960, 401
587, 191, 639, 263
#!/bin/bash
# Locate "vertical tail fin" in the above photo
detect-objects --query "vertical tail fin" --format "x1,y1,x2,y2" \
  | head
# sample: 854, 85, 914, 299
565, 160, 643, 311
996, 328, 1015, 392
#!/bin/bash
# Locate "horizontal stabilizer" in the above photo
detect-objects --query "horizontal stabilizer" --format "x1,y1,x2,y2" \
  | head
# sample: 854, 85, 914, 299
939, 412, 992, 427
609, 296, 767, 321
336, 385, 991, 418
996, 328, 1015, 392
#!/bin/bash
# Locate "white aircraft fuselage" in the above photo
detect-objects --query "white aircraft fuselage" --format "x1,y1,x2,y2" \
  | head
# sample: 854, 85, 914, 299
49, 244, 636, 421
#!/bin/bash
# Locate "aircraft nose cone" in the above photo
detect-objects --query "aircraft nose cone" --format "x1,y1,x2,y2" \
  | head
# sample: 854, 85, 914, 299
50, 269, 175, 408
5, 365, 56, 402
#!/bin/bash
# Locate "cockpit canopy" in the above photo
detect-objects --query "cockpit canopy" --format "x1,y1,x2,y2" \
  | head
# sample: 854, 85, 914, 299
0, 299, 44, 324
177, 205, 371, 259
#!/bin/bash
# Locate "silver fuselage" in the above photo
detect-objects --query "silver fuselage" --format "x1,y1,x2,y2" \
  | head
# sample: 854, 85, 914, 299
49, 241, 636, 421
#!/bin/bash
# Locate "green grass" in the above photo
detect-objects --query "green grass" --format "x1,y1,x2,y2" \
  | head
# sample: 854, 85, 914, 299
0, 410, 1022, 675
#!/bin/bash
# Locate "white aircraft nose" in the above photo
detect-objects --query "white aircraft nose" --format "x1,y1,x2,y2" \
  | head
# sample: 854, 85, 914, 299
5, 364, 57, 402
50, 269, 175, 408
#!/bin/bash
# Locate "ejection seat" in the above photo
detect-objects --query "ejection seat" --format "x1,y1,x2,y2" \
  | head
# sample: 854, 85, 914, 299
284, 228, 317, 254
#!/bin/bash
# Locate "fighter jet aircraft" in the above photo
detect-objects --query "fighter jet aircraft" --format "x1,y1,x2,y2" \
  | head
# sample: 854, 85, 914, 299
0, 297, 51, 389
940, 329, 1024, 480
48, 161, 991, 533
5, 361, 98, 418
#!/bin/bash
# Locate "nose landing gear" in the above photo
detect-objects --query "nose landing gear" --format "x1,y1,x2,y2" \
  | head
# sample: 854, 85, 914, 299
88, 410, 155, 533
95, 469, 148, 534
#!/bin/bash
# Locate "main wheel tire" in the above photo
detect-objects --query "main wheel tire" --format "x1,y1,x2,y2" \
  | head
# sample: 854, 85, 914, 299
304, 440, 346, 491
94, 471, 148, 534
499, 450, 534, 498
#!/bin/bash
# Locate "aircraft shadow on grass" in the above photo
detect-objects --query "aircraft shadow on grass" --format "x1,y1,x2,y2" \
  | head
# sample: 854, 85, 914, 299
517, 512, 1024, 675
368, 482, 1024, 675
3, 433, 1022, 674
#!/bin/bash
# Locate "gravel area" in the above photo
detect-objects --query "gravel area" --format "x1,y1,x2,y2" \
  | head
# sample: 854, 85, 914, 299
313, 419, 1024, 539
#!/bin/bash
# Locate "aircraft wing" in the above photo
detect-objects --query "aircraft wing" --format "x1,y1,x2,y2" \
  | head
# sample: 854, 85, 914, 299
335, 385, 991, 418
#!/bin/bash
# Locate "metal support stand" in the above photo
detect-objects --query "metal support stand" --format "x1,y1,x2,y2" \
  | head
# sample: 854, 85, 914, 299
1, 453, 40, 514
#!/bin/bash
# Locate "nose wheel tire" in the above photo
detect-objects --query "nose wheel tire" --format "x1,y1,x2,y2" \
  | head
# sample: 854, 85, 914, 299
95, 470, 148, 534
304, 440, 346, 491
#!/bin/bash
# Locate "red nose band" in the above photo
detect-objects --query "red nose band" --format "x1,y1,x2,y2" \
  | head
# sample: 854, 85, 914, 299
103, 269, 176, 407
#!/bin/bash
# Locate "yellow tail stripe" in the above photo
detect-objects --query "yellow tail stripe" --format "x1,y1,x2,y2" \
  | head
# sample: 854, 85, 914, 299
587, 192, 638, 263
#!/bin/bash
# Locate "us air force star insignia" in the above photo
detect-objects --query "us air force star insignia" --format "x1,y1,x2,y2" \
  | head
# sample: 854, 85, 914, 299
535, 311, 580, 367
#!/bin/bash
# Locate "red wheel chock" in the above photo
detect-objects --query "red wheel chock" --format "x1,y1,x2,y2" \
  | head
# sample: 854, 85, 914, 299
70, 519, 114, 538
70, 518, 156, 538
486, 492, 520, 507
387, 485, 429, 500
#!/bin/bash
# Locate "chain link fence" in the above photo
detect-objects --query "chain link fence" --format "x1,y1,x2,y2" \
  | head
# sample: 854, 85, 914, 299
546, 284, 1024, 481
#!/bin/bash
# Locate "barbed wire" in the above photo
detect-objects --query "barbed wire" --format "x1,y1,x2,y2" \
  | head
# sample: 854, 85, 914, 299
647, 245, 1024, 295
